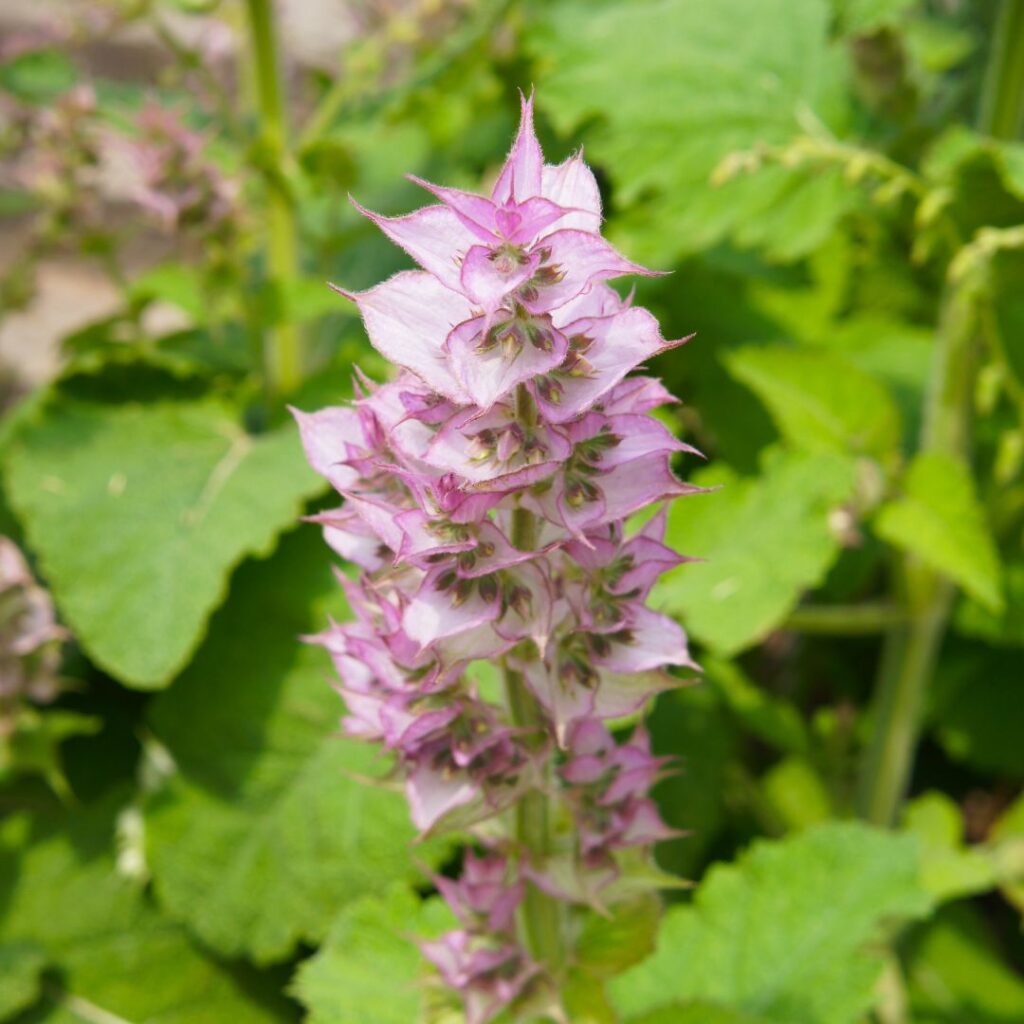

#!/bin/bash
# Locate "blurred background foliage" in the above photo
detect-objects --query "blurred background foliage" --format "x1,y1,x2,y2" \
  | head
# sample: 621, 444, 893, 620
1, 0, 1023, 1021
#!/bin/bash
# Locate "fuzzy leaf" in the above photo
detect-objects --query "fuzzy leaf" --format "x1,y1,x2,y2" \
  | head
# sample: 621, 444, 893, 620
724, 346, 902, 459
145, 528, 430, 964
530, 0, 853, 263
3, 397, 322, 688
654, 449, 858, 654
875, 452, 1003, 611
0, 797, 287, 1024
289, 887, 456, 1024
609, 822, 933, 1024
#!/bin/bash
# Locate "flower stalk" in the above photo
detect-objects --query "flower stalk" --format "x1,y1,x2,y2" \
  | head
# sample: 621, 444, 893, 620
244, 0, 303, 402
295, 94, 697, 1021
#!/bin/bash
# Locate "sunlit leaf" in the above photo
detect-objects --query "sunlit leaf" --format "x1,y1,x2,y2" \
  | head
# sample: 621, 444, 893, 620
145, 528, 434, 964
875, 452, 1003, 611
3, 396, 322, 687
609, 822, 933, 1023
654, 449, 858, 654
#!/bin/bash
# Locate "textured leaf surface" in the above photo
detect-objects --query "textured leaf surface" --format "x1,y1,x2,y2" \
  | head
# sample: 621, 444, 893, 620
725, 346, 902, 459
0, 798, 286, 1024
530, 0, 852, 262
290, 887, 456, 1024
609, 822, 932, 1023
875, 452, 1003, 611
653, 449, 858, 654
145, 528, 428, 964
3, 397, 322, 688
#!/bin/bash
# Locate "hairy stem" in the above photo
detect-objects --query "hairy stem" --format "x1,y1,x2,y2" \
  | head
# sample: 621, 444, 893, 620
245, 0, 303, 402
504, 387, 564, 970
857, 269, 975, 825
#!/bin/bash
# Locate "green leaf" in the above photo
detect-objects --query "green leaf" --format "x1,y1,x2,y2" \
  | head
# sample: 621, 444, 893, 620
0, 797, 289, 1024
991, 248, 1024, 395
704, 657, 809, 755
930, 646, 1024, 778
0, 50, 77, 104
129, 262, 208, 321
760, 757, 834, 831
609, 822, 933, 1024
904, 904, 1024, 1023
3, 396, 322, 687
653, 449, 858, 654
576, 896, 661, 979
833, 0, 917, 34
724, 346, 902, 460
875, 452, 1003, 612
627, 1006, 770, 1024
923, 127, 1024, 237
902, 792, 999, 901
648, 686, 738, 878
0, 941, 46, 1020
289, 886, 456, 1024
145, 527, 432, 964
529, 0, 853, 263
956, 560, 1024, 647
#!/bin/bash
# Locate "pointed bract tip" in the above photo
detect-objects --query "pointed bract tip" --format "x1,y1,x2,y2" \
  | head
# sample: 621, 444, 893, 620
328, 281, 358, 303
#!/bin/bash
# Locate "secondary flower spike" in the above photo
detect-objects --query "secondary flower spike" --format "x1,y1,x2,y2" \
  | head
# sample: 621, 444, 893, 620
298, 92, 699, 1023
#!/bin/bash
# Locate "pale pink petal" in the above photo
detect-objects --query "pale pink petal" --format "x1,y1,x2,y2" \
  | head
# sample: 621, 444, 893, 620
491, 91, 544, 204
342, 272, 472, 402
446, 313, 568, 411
351, 199, 477, 291
541, 152, 602, 233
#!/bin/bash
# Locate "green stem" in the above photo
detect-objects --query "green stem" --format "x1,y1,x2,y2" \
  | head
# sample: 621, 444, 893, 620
504, 388, 564, 971
783, 602, 905, 636
857, 279, 977, 825
245, 0, 303, 402
979, 0, 1024, 140
855, 2, 1023, 824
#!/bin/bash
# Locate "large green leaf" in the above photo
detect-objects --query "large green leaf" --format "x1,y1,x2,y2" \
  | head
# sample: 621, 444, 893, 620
145, 528, 430, 965
875, 452, 1003, 612
0, 797, 288, 1024
609, 822, 933, 1024
529, 0, 853, 263
724, 346, 902, 460
3, 397, 322, 688
653, 449, 858, 654
289, 887, 456, 1024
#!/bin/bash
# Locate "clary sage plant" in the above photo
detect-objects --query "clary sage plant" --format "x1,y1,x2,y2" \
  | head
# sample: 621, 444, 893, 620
296, 94, 698, 1023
